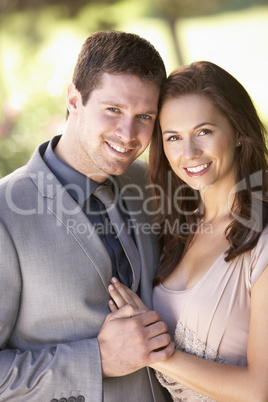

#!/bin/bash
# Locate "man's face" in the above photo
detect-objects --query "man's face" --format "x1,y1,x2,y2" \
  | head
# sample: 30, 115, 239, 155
63, 73, 160, 182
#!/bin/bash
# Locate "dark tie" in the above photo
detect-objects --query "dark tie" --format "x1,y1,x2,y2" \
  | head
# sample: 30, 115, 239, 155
93, 184, 141, 291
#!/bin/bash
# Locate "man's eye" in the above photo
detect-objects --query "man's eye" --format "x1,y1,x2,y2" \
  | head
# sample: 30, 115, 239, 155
108, 107, 119, 112
138, 114, 150, 120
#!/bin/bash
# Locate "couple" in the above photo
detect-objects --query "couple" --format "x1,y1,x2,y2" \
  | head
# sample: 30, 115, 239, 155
0, 30, 267, 401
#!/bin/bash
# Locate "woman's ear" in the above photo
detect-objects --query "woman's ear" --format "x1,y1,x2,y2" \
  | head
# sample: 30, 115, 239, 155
66, 82, 80, 115
235, 132, 242, 148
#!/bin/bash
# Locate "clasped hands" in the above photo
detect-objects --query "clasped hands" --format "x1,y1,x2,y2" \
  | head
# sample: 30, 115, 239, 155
97, 277, 175, 377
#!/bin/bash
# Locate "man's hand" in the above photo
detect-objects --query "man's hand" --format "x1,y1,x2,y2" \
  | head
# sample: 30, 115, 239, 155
97, 303, 174, 377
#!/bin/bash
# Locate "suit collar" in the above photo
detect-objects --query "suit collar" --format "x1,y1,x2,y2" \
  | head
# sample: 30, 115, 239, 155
43, 135, 99, 203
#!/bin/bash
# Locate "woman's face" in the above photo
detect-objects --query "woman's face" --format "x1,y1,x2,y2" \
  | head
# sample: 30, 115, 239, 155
160, 94, 240, 195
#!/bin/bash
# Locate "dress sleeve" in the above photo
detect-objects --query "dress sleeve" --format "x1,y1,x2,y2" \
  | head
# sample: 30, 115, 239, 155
250, 225, 268, 288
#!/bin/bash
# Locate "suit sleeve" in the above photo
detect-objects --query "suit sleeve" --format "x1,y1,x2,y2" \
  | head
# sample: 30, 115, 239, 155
0, 220, 103, 402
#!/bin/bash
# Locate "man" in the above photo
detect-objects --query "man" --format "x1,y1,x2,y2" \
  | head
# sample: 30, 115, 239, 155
0, 31, 174, 401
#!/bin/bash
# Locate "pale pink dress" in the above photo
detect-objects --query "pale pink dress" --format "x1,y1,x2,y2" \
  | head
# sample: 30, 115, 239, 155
152, 226, 268, 401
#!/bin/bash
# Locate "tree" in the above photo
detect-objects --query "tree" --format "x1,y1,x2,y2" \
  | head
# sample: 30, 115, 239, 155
0, 0, 118, 17
147, 0, 268, 65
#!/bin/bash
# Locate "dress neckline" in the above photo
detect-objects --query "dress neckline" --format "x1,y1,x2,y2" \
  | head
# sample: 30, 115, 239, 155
158, 282, 193, 294
160, 248, 228, 293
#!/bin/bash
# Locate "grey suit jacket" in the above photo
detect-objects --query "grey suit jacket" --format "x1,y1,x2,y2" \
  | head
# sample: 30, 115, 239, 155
0, 141, 171, 401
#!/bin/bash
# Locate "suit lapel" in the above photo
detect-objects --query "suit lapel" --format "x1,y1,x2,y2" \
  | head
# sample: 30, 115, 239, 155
47, 192, 113, 290
26, 145, 112, 291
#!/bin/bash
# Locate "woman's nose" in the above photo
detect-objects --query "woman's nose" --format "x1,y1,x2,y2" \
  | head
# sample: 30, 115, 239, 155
183, 137, 201, 159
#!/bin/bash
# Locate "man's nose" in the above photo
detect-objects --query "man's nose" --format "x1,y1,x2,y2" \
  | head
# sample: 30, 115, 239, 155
114, 117, 136, 142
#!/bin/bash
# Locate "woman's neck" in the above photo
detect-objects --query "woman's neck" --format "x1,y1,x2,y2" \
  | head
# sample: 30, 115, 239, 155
199, 181, 237, 224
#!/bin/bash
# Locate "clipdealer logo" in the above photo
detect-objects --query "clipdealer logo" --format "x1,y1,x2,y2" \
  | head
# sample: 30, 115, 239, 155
4, 170, 264, 233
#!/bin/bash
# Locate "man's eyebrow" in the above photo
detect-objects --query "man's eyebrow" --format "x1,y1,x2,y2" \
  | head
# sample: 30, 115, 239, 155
100, 101, 157, 115
100, 101, 126, 108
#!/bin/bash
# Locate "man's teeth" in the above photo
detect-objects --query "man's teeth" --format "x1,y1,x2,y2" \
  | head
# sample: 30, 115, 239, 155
109, 143, 130, 153
186, 163, 210, 173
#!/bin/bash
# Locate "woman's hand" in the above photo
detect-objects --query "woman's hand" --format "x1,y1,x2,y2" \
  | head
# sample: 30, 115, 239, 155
99, 278, 175, 377
106, 277, 175, 368
108, 277, 149, 313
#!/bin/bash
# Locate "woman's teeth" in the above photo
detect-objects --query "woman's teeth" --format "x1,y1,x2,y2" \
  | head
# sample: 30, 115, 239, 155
186, 163, 211, 173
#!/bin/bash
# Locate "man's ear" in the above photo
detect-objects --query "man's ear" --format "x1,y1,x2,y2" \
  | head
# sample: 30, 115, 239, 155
66, 82, 80, 115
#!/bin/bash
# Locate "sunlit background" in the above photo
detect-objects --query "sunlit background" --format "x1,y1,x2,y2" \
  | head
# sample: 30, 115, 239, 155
0, 0, 268, 176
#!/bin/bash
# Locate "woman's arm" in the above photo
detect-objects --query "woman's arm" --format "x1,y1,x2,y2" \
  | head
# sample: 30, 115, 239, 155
108, 267, 268, 402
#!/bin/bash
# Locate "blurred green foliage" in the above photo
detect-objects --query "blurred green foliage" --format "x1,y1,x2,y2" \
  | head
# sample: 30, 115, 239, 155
0, 0, 267, 177
0, 9, 66, 176
0, 1, 151, 177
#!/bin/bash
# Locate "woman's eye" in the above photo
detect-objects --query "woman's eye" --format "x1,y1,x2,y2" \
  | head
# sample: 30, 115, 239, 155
167, 135, 180, 142
199, 129, 212, 136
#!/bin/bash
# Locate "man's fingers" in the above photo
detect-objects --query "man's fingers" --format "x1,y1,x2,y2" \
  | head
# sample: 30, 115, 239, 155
136, 310, 163, 327
149, 341, 175, 365
142, 318, 169, 338
106, 304, 142, 321
105, 306, 168, 337
147, 332, 172, 352
98, 304, 175, 377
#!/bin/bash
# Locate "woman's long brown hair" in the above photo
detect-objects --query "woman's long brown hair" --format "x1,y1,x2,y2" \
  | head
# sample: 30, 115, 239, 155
149, 61, 268, 286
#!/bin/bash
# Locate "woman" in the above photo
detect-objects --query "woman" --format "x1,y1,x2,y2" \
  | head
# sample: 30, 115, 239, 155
108, 61, 268, 401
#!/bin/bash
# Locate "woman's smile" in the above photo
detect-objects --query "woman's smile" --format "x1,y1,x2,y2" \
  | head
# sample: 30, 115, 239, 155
184, 162, 213, 176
